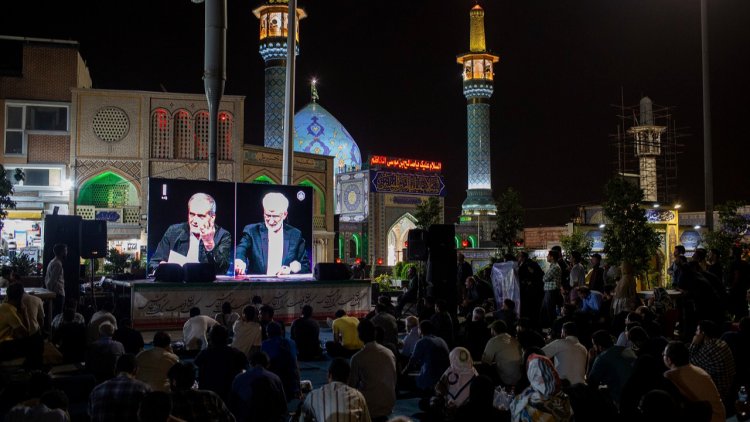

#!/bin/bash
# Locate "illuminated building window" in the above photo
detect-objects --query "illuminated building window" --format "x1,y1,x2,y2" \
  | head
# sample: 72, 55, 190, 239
194, 111, 209, 160
218, 112, 233, 160
463, 58, 494, 81
151, 108, 172, 159
174, 110, 193, 159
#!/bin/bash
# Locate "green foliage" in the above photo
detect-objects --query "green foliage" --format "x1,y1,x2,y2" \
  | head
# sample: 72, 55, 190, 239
9, 253, 35, 276
392, 261, 406, 279
493, 187, 524, 256
702, 201, 749, 269
373, 273, 399, 292
560, 231, 593, 260
0, 165, 17, 222
602, 178, 661, 277
103, 248, 130, 275
414, 197, 442, 230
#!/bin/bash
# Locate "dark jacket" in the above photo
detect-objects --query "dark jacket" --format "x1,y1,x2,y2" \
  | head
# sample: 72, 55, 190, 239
149, 222, 233, 274
235, 223, 310, 275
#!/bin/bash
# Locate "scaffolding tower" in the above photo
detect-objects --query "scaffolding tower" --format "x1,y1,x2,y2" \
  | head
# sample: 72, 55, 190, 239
611, 95, 686, 205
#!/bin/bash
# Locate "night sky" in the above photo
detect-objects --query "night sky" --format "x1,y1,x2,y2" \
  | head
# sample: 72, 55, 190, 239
3, 0, 749, 225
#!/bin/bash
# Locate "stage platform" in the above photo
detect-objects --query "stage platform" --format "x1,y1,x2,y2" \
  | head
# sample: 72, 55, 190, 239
121, 277, 372, 331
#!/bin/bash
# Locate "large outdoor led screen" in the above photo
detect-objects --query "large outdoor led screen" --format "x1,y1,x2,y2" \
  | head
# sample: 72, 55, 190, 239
147, 178, 313, 277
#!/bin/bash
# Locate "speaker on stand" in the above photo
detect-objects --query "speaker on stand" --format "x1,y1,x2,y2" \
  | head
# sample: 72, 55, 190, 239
80, 219, 108, 310
43, 215, 82, 301
407, 229, 429, 261
426, 224, 457, 318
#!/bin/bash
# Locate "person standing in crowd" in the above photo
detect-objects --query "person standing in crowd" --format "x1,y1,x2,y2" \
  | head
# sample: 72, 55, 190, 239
729, 246, 750, 320
44, 243, 67, 319
349, 319, 397, 422
326, 309, 363, 358
663, 341, 725, 422
541, 249, 562, 328
551, 245, 570, 291
183, 307, 218, 351
301, 358, 371, 422
194, 325, 248, 402
231, 305, 262, 359
136, 331, 179, 392
88, 354, 151, 422
457, 253, 473, 301
167, 362, 235, 422
229, 351, 287, 422
481, 320, 522, 387
214, 302, 240, 337
517, 251, 544, 327
587, 253, 605, 293
542, 322, 587, 385
668, 245, 686, 286
290, 304, 322, 360
568, 251, 585, 300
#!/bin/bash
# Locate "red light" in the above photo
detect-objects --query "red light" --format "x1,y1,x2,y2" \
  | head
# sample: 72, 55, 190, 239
376, 258, 383, 265
335, 257, 342, 263
404, 241, 408, 247
461, 239, 469, 248
355, 258, 362, 264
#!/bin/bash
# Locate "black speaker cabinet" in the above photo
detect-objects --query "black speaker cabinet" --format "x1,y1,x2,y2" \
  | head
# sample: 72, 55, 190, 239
314, 263, 352, 281
407, 229, 429, 261
154, 263, 184, 283
80, 220, 108, 259
183, 262, 216, 283
428, 224, 456, 251
43, 215, 82, 299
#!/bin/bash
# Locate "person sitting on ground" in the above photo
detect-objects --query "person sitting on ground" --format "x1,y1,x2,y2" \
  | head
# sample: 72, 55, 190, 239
434, 347, 477, 417
18, 285, 44, 338
618, 353, 678, 420
326, 309, 363, 358
430, 299, 455, 348
194, 325, 248, 402
300, 358, 371, 422
400, 316, 420, 360
663, 340, 725, 422
167, 362, 234, 422
418, 296, 436, 321
113, 318, 145, 355
481, 320, 523, 387
231, 305, 262, 359
88, 354, 151, 422
454, 375, 506, 421
576, 286, 603, 318
550, 304, 577, 340
493, 299, 519, 336
88, 301, 118, 344
460, 276, 488, 317
262, 321, 301, 401
0, 283, 43, 367
542, 322, 587, 385
290, 304, 322, 360
615, 312, 642, 347
136, 331, 179, 392
688, 319, 736, 406
182, 307, 218, 351
137, 391, 185, 422
403, 320, 450, 396
721, 316, 750, 391
510, 354, 573, 422
396, 266, 420, 316
86, 322, 126, 383
214, 302, 240, 337
50, 300, 84, 333
259, 305, 285, 341
229, 351, 287, 422
371, 303, 399, 347
587, 329, 636, 406
0, 267, 11, 288
515, 317, 546, 352
349, 319, 397, 421
51, 305, 87, 363
462, 307, 491, 361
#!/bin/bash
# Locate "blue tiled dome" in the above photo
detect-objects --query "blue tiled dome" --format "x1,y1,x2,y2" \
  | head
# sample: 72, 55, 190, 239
294, 102, 362, 173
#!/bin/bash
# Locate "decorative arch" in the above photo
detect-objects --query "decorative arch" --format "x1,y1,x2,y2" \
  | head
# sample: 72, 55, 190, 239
298, 179, 325, 216
173, 109, 193, 159
194, 110, 209, 160
468, 235, 478, 248
387, 213, 417, 265
218, 111, 233, 160
455, 235, 461, 249
350, 233, 362, 258
77, 171, 139, 208
151, 108, 173, 158
338, 236, 344, 260
253, 175, 277, 184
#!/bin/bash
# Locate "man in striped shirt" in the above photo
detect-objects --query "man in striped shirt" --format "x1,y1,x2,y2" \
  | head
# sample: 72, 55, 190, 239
300, 358, 371, 422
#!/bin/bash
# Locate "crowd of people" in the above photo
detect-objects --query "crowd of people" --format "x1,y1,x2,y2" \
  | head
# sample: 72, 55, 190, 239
0, 245, 749, 421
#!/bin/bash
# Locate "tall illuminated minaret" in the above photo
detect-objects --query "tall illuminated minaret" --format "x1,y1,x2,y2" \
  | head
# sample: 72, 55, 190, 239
253, 1, 305, 149
457, 4, 499, 217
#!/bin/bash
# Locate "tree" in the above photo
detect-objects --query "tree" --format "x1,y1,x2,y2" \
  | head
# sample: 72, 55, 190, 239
560, 230, 594, 261
493, 187, 524, 256
702, 200, 749, 269
104, 247, 130, 275
601, 177, 661, 277
0, 165, 18, 227
414, 197, 441, 230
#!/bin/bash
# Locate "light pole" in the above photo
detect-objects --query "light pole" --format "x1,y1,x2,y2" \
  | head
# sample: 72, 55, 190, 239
701, 0, 714, 230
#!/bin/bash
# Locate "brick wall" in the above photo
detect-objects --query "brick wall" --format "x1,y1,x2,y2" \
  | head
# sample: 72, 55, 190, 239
27, 134, 70, 163
0, 45, 79, 101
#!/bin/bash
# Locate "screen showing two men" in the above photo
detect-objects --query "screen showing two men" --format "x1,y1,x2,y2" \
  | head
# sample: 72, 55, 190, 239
147, 178, 314, 277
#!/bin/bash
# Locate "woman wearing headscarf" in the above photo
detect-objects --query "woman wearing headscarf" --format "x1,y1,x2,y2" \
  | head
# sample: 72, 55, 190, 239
434, 347, 477, 416
510, 354, 573, 422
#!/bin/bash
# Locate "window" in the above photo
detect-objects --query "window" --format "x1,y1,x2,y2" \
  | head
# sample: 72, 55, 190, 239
194, 111, 209, 160
4, 103, 69, 155
7, 166, 64, 188
218, 112, 232, 160
151, 109, 173, 159
174, 110, 193, 159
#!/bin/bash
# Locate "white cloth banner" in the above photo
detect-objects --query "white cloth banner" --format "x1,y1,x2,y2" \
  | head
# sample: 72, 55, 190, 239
491, 262, 521, 315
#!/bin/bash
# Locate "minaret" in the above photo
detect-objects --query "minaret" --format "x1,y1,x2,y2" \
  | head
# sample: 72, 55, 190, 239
628, 97, 666, 202
457, 4, 499, 216
253, 0, 306, 149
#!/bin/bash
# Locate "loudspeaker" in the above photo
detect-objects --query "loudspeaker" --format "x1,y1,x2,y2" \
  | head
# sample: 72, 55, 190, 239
407, 229, 429, 261
314, 263, 352, 281
428, 224, 456, 251
426, 224, 457, 311
80, 220, 108, 259
183, 263, 216, 283
154, 263, 184, 283
43, 215, 82, 299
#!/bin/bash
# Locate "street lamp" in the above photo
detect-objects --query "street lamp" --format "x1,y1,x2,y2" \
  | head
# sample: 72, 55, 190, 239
701, 0, 714, 230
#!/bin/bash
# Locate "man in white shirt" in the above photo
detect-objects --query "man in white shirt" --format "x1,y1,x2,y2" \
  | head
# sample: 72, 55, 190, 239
19, 291, 44, 337
301, 358, 371, 422
400, 316, 420, 358
231, 305, 263, 358
234, 192, 310, 276
136, 331, 179, 392
183, 307, 218, 351
542, 321, 588, 385
481, 320, 522, 386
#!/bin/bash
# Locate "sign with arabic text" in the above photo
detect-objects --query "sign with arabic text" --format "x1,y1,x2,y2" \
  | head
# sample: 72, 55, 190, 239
370, 170, 445, 196
369, 155, 442, 173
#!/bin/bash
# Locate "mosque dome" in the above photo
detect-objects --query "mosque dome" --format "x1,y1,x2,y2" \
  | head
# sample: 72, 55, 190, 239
294, 101, 362, 173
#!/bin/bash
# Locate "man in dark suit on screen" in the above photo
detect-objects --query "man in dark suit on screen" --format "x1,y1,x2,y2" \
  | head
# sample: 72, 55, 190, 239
235, 192, 310, 276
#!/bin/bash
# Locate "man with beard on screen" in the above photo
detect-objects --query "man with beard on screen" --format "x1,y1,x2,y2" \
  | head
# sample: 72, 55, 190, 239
149, 192, 233, 275
235, 192, 310, 276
